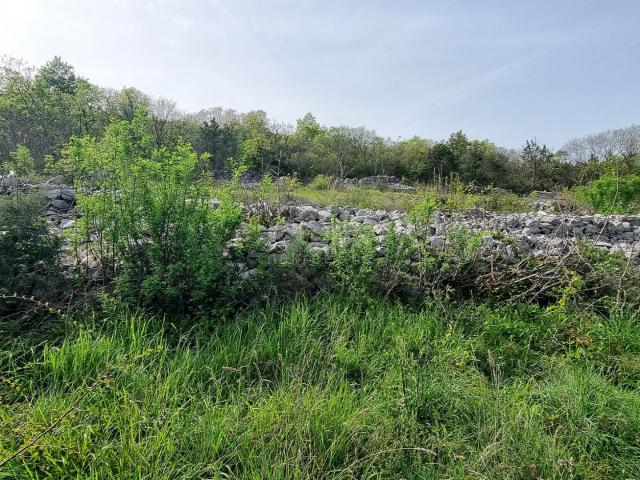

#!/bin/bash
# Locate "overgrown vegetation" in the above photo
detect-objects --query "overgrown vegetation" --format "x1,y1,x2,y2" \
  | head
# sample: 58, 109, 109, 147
62, 111, 246, 317
573, 173, 640, 213
2, 55, 640, 479
2, 297, 640, 478
0, 192, 62, 320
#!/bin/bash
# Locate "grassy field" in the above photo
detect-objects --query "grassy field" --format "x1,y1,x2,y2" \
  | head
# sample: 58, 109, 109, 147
2, 296, 639, 479
216, 181, 532, 213
292, 186, 417, 211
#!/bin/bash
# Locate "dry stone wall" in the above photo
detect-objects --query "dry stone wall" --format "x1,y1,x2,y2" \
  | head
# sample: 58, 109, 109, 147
255, 206, 640, 261
5, 180, 637, 263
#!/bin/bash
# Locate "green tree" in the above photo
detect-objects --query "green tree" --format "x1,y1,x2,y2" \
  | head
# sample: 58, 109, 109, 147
424, 142, 456, 183
520, 139, 562, 190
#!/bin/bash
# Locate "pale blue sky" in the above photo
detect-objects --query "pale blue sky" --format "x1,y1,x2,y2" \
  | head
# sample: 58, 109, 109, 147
1, 0, 639, 148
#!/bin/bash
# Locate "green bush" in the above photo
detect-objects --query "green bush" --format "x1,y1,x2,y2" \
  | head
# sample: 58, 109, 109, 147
326, 216, 487, 302
326, 222, 377, 297
474, 187, 528, 212
4, 145, 36, 177
573, 173, 640, 213
63, 110, 243, 317
0, 192, 62, 317
308, 174, 333, 190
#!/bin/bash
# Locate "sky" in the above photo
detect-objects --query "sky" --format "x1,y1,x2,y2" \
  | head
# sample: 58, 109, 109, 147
1, 0, 639, 148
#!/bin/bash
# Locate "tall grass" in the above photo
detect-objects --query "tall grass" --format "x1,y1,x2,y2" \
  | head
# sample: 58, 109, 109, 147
1, 297, 639, 478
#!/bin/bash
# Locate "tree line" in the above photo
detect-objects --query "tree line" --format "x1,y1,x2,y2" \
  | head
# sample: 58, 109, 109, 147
1, 56, 639, 193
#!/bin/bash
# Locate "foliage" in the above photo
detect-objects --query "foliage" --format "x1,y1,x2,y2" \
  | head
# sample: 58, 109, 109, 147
3, 56, 640, 197
5, 145, 35, 177
2, 297, 640, 478
269, 232, 327, 294
326, 215, 489, 302
573, 173, 640, 213
408, 190, 436, 234
308, 174, 333, 190
62, 110, 243, 317
326, 222, 378, 297
473, 186, 529, 212
0, 192, 62, 316
293, 185, 415, 211
519, 139, 564, 191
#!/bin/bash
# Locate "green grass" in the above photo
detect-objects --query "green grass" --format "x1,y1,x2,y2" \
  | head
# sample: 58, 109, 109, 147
291, 186, 416, 211
214, 181, 531, 213
2, 297, 640, 479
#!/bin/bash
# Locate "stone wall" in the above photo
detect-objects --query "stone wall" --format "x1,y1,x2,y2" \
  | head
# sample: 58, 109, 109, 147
257, 206, 640, 261
5, 180, 637, 263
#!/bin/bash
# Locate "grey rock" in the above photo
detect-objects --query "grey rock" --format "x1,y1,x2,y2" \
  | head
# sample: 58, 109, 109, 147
595, 241, 613, 248
51, 199, 71, 211
60, 188, 76, 201
44, 188, 61, 200
302, 221, 325, 236
296, 206, 319, 222
60, 219, 75, 229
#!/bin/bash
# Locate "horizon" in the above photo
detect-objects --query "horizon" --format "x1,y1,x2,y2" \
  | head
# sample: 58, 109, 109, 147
2, 0, 639, 149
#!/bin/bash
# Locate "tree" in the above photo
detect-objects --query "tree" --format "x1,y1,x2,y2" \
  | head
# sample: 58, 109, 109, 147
520, 139, 560, 190
6, 144, 35, 176
34, 56, 78, 95
238, 110, 272, 172
296, 113, 322, 140
0, 56, 108, 167
424, 142, 456, 183
105, 87, 150, 121
149, 97, 178, 147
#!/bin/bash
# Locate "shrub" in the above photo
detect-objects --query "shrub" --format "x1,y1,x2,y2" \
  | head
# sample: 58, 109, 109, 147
474, 187, 528, 212
63, 110, 243, 317
308, 174, 333, 190
326, 221, 377, 297
0, 192, 62, 318
326, 216, 488, 302
4, 145, 36, 177
408, 190, 437, 235
270, 231, 327, 294
442, 178, 476, 211
573, 173, 640, 213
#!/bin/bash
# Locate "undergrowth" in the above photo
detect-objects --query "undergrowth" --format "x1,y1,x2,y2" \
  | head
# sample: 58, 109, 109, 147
1, 297, 639, 479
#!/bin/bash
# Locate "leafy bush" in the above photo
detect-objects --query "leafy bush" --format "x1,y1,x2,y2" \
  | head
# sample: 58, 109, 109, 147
308, 174, 333, 190
441, 178, 476, 211
408, 190, 437, 235
63, 110, 243, 317
326, 222, 377, 297
326, 216, 487, 302
4, 145, 36, 177
270, 231, 327, 294
573, 173, 640, 213
0, 192, 62, 316
474, 187, 528, 212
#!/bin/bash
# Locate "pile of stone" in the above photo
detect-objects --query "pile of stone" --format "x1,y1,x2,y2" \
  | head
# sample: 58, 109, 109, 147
335, 175, 416, 192
0, 175, 19, 194
43, 185, 76, 217
247, 206, 640, 262
1, 176, 76, 225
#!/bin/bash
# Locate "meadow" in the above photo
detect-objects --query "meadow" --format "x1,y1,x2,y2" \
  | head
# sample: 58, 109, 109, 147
2, 296, 640, 479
